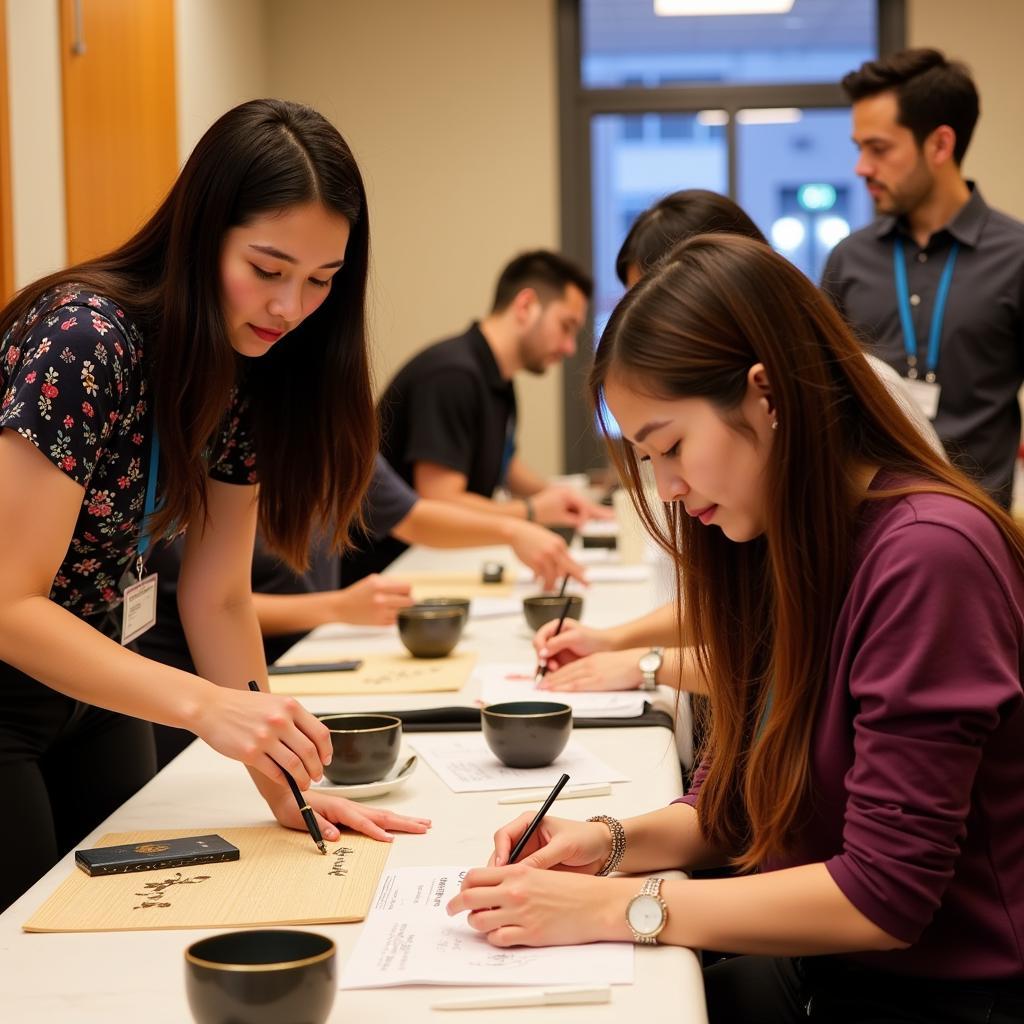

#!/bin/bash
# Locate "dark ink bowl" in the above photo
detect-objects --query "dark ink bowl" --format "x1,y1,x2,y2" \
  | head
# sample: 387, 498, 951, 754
414, 596, 471, 621
481, 700, 573, 769
397, 605, 465, 658
522, 593, 584, 633
185, 929, 335, 1024
320, 713, 402, 785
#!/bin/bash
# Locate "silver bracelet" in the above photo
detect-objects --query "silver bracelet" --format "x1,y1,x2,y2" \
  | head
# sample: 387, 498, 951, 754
588, 814, 626, 876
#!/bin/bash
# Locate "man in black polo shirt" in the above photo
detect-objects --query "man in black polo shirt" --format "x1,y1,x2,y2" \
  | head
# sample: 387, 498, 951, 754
353, 250, 611, 580
822, 48, 1024, 508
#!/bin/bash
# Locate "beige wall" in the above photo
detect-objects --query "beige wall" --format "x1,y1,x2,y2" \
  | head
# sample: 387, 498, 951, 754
265, 0, 563, 475
908, 0, 1024, 221
175, 0, 269, 159
5, 0, 66, 287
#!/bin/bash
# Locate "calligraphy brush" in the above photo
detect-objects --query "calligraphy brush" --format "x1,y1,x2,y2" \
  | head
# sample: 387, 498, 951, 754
248, 680, 327, 855
534, 578, 572, 686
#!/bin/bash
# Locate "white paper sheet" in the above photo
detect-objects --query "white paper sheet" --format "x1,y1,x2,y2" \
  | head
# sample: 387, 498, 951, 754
477, 663, 646, 719
409, 733, 629, 793
339, 866, 634, 989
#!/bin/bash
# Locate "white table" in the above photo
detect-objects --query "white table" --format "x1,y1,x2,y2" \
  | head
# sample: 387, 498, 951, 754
0, 542, 707, 1023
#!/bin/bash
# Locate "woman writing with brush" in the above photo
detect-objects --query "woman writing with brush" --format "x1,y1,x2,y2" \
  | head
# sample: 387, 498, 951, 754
449, 234, 1024, 1023
0, 99, 429, 912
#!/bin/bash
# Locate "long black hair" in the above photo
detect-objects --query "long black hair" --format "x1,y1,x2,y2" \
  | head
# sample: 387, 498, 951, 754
0, 98, 375, 569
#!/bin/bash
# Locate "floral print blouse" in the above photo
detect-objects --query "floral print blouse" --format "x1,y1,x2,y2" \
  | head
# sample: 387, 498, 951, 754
0, 288, 256, 620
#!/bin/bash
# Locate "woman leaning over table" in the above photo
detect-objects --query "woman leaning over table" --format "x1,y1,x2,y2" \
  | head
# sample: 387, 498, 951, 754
448, 234, 1024, 1023
0, 99, 428, 912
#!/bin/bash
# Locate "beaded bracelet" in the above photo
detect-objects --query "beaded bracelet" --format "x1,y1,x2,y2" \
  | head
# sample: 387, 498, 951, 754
587, 814, 626, 876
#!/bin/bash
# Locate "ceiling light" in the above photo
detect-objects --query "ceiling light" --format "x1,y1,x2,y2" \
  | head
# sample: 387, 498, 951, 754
736, 107, 803, 125
655, 1, 796, 15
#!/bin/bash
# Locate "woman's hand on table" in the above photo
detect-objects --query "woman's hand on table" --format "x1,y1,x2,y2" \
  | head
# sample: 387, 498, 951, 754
446, 865, 631, 947
268, 786, 431, 843
538, 648, 644, 691
487, 812, 611, 871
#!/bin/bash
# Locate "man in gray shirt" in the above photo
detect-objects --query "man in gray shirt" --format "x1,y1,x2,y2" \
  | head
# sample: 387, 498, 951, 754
822, 48, 1024, 507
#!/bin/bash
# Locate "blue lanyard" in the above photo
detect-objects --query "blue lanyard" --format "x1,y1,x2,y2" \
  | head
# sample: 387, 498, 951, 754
893, 237, 959, 382
136, 428, 161, 565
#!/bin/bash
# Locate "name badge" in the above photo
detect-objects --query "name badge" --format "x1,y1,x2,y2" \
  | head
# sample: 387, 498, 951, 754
121, 573, 158, 645
902, 377, 941, 421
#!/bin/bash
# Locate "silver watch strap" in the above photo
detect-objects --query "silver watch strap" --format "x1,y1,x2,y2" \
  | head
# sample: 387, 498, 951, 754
633, 877, 665, 944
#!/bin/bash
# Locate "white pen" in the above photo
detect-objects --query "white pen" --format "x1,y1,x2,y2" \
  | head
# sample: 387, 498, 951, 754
498, 783, 612, 805
431, 985, 611, 1011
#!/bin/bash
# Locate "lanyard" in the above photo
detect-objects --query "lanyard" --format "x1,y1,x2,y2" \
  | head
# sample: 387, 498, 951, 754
892, 237, 959, 382
135, 428, 161, 574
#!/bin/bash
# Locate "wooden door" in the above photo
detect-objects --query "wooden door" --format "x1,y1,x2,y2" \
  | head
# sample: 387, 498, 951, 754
59, 0, 177, 264
0, 0, 13, 300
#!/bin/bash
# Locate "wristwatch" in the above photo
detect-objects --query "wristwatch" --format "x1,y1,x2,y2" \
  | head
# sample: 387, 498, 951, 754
626, 876, 668, 943
637, 647, 664, 691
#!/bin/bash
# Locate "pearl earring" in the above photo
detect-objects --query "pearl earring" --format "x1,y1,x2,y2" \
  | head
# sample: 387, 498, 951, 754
771, 419, 779, 431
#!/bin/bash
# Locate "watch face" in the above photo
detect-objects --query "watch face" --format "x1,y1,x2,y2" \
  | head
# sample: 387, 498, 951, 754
638, 652, 659, 672
627, 893, 664, 936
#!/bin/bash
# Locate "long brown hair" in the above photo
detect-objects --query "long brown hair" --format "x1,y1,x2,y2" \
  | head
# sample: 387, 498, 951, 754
591, 233, 1024, 868
0, 98, 375, 568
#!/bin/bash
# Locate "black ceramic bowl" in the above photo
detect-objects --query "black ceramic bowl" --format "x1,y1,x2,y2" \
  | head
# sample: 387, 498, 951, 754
414, 596, 471, 621
397, 605, 465, 658
320, 713, 402, 785
522, 593, 584, 633
185, 929, 335, 1024
481, 701, 573, 768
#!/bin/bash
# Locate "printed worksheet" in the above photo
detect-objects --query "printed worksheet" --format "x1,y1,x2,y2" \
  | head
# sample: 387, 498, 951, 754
477, 663, 646, 719
339, 866, 633, 989
408, 734, 629, 793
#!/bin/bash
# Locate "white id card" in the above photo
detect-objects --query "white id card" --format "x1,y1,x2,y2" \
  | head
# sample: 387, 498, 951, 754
902, 377, 941, 420
121, 573, 158, 645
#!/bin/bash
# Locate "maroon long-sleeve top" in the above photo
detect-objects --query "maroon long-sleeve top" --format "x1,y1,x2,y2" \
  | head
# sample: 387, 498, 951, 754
680, 482, 1024, 979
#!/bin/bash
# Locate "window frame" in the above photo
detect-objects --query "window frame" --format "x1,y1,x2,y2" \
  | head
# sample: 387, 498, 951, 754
557, 0, 906, 472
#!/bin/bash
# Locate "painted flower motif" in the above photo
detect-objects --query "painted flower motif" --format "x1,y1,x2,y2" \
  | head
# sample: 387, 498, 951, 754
82, 400, 95, 417
63, 415, 74, 428
73, 558, 102, 575
81, 361, 98, 395
87, 297, 103, 308
91, 315, 110, 336
132, 432, 144, 445
41, 382, 59, 399
87, 491, 114, 517
24, 371, 36, 384
5, 346, 17, 368
61, 455, 77, 472
117, 475, 130, 489
60, 346, 76, 363
60, 317, 78, 331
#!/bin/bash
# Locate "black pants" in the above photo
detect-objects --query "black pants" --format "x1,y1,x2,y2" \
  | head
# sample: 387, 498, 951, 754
704, 955, 1024, 1023
0, 658, 156, 911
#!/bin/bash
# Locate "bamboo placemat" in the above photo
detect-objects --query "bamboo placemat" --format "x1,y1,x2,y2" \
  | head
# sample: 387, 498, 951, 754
24, 826, 390, 933
269, 651, 477, 696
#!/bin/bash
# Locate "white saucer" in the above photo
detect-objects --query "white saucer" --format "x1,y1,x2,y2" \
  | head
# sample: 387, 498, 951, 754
312, 753, 418, 800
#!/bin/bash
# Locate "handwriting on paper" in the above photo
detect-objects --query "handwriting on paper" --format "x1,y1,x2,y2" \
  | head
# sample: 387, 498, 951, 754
358, 664, 453, 687
132, 872, 210, 910
329, 846, 354, 878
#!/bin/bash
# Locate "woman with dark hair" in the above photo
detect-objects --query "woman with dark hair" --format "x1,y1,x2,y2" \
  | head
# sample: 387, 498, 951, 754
536, 189, 943, 695
615, 188, 765, 287
449, 235, 1024, 1023
0, 99, 428, 911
